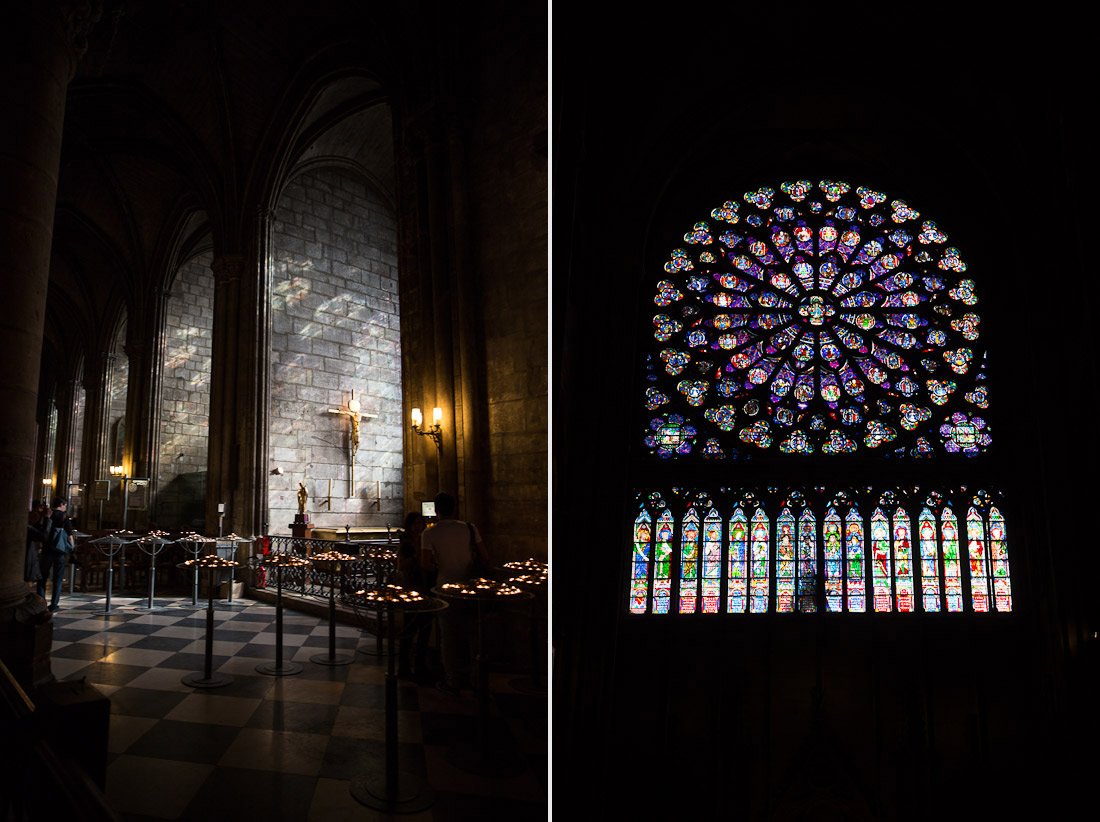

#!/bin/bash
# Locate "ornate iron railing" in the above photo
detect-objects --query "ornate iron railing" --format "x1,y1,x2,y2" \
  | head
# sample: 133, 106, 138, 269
248, 535, 399, 603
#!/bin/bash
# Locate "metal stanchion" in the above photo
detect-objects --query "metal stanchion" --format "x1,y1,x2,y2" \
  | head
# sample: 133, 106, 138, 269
350, 585, 444, 814
431, 579, 532, 777
215, 534, 252, 610
178, 555, 238, 688
134, 532, 174, 611
357, 545, 397, 658
256, 553, 310, 677
89, 532, 137, 614
310, 551, 357, 667
502, 560, 548, 694
177, 533, 216, 608
68, 531, 90, 594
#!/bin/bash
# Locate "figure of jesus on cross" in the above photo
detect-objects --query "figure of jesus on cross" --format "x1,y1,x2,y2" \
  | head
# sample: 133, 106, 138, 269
327, 391, 377, 496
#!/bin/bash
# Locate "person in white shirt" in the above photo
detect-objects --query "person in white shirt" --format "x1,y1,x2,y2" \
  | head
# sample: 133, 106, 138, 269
421, 492, 488, 693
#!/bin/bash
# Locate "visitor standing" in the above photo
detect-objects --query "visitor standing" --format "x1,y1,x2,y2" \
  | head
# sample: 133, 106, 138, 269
37, 496, 74, 612
421, 492, 488, 694
25, 501, 49, 589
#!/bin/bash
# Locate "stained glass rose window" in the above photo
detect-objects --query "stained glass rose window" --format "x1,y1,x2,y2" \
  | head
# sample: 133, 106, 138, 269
643, 180, 991, 459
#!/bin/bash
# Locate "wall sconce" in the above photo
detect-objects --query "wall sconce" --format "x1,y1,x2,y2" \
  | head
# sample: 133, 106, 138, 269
109, 465, 125, 478
411, 406, 443, 449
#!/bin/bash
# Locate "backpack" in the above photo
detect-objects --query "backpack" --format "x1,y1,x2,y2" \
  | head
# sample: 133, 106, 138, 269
43, 518, 72, 555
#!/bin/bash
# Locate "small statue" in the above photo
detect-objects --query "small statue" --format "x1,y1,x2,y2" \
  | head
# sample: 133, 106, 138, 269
297, 482, 308, 515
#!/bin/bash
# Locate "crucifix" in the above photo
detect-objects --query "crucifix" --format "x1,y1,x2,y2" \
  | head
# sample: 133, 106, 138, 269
327, 391, 376, 497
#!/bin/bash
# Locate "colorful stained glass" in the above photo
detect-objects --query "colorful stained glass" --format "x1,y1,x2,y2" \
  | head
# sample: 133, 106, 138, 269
629, 508, 652, 614
893, 508, 914, 613
966, 507, 990, 613
776, 509, 796, 613
644, 180, 988, 459
728, 507, 749, 613
941, 507, 963, 613
846, 507, 866, 612
653, 509, 674, 614
701, 509, 722, 614
798, 508, 817, 613
940, 412, 991, 456
823, 508, 843, 612
871, 508, 892, 612
628, 489, 1010, 616
678, 508, 700, 614
744, 509, 768, 613
919, 508, 941, 612
645, 414, 696, 458
989, 506, 1012, 612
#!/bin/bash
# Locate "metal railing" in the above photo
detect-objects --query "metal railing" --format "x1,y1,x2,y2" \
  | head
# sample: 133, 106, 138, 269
248, 535, 399, 602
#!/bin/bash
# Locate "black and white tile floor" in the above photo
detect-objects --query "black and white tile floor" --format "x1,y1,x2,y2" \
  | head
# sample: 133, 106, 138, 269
47, 592, 548, 821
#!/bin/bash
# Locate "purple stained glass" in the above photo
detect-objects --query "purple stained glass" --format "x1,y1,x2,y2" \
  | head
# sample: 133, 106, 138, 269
643, 180, 989, 458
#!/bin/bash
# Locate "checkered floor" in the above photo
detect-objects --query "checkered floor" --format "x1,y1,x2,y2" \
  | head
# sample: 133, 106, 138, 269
47, 591, 548, 821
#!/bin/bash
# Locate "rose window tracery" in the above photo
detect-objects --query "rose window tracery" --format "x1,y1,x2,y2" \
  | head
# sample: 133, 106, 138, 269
643, 179, 990, 459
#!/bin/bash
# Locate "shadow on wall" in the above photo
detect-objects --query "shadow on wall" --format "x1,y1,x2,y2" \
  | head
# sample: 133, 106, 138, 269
156, 471, 207, 531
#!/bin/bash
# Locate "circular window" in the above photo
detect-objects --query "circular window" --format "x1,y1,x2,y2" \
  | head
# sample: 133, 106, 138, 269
643, 179, 990, 459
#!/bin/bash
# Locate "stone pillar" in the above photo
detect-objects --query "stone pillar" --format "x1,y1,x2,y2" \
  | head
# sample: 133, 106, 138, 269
53, 378, 79, 494
395, 110, 488, 527
78, 352, 114, 529
0, 0, 101, 689
124, 287, 170, 504
207, 234, 269, 537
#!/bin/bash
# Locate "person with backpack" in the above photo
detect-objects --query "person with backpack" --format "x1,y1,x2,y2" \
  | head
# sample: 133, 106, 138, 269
25, 501, 49, 587
36, 496, 74, 612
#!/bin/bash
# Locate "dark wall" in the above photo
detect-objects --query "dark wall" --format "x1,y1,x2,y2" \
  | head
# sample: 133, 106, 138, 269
554, 14, 1096, 817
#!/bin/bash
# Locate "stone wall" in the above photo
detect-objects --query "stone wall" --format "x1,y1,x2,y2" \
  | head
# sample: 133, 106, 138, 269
268, 166, 403, 533
156, 253, 213, 530
465, 9, 548, 562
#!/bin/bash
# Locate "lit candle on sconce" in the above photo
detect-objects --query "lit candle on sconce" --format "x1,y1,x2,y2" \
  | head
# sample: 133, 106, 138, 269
411, 405, 442, 449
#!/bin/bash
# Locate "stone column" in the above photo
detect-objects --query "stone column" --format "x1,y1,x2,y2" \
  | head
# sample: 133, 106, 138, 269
394, 108, 488, 527
32, 391, 53, 503
78, 352, 114, 529
207, 238, 268, 537
52, 378, 79, 494
124, 286, 170, 505
0, 0, 101, 689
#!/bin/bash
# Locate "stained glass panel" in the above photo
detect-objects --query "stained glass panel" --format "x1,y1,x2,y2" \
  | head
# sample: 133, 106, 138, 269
798, 508, 817, 613
967, 507, 990, 613
989, 506, 1012, 612
942, 507, 963, 613
654, 509, 674, 614
894, 508, 915, 613
630, 508, 652, 614
701, 508, 722, 614
919, 507, 941, 612
776, 509, 796, 613
824, 508, 843, 613
728, 507, 748, 613
750, 509, 770, 613
679, 508, 700, 614
628, 489, 1010, 616
871, 508, 892, 612
846, 507, 866, 612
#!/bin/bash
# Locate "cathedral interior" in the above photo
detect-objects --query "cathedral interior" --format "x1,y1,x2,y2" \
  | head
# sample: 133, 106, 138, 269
555, 10, 1098, 821
1, 1, 546, 818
